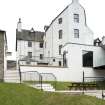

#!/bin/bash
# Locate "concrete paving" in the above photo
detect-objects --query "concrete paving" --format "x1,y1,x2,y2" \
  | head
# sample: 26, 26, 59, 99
55, 90, 105, 99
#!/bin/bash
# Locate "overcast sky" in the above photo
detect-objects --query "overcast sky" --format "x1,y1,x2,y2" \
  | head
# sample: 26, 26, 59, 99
0, 0, 105, 59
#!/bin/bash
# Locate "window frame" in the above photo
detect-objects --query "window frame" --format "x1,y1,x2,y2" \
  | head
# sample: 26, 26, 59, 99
58, 18, 62, 24
82, 50, 93, 67
59, 45, 62, 55
40, 54, 43, 60
74, 29, 79, 38
59, 61, 62, 66
74, 14, 79, 23
40, 42, 43, 48
28, 41, 32, 47
28, 52, 32, 58
59, 30, 63, 39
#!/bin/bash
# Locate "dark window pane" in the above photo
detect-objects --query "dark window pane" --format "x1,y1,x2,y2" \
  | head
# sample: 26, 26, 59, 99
74, 29, 79, 38
59, 45, 62, 55
58, 18, 62, 24
28, 41, 32, 47
74, 14, 79, 23
28, 52, 32, 58
59, 61, 62, 66
82, 51, 93, 67
40, 54, 43, 60
40, 43, 43, 48
59, 30, 62, 39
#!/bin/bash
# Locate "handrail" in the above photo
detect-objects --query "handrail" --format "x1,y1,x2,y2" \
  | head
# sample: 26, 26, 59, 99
40, 73, 57, 89
20, 70, 43, 90
19, 55, 63, 60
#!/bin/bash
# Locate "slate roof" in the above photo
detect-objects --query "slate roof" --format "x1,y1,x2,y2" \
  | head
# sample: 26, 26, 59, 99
16, 29, 44, 51
16, 29, 44, 42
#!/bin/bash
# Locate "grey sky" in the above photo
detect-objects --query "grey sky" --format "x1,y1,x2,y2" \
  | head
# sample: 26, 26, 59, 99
0, 0, 104, 59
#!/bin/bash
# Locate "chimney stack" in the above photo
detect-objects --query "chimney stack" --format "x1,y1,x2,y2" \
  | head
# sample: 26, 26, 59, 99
17, 18, 22, 32
72, 0, 79, 3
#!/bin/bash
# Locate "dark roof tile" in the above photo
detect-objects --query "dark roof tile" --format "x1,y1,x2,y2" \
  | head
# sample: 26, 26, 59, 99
16, 29, 44, 42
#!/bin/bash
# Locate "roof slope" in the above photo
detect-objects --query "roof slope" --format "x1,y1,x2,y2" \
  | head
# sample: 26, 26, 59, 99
16, 29, 44, 42
16, 29, 44, 51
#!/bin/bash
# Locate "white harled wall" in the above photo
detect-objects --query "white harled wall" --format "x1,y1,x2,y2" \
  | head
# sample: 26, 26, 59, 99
44, 0, 93, 66
20, 66, 105, 82
17, 40, 43, 58
62, 43, 105, 68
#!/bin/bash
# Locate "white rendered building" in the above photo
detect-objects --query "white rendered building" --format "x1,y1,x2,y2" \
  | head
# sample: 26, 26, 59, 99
14, 0, 105, 82
44, 0, 93, 67
16, 19, 45, 66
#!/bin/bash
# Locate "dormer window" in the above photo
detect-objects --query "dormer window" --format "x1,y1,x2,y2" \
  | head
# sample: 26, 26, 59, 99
58, 18, 62, 24
74, 14, 79, 23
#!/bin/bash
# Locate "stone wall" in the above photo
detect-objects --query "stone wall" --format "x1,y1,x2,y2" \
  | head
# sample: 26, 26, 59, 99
0, 32, 4, 81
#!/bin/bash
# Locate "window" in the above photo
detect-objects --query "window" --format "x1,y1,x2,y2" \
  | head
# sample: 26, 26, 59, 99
59, 61, 62, 66
63, 51, 67, 67
53, 59, 55, 62
74, 14, 79, 23
40, 54, 43, 60
28, 52, 32, 58
82, 51, 93, 67
28, 41, 32, 47
59, 30, 63, 39
40, 43, 43, 48
58, 18, 62, 24
59, 45, 62, 55
74, 29, 79, 38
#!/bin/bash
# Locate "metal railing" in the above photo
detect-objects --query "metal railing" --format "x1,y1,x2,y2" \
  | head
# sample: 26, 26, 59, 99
40, 73, 57, 89
18, 55, 63, 64
21, 71, 43, 90
83, 71, 105, 98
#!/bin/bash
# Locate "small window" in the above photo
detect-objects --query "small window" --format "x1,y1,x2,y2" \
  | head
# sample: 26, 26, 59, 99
59, 30, 63, 39
82, 51, 93, 67
28, 52, 32, 58
40, 43, 43, 48
59, 45, 62, 55
58, 18, 62, 24
59, 61, 62, 66
74, 14, 79, 23
53, 59, 55, 62
40, 54, 43, 60
28, 41, 32, 47
74, 29, 79, 38
63, 51, 67, 67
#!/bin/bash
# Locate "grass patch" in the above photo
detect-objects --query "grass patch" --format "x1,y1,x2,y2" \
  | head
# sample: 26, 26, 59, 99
23, 80, 105, 90
23, 81, 70, 90
0, 83, 105, 105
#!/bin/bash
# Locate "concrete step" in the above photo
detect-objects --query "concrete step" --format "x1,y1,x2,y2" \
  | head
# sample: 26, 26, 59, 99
35, 83, 52, 87
31, 83, 55, 92
4, 70, 20, 83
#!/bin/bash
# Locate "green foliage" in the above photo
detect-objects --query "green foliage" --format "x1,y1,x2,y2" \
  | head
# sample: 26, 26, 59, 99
0, 83, 105, 105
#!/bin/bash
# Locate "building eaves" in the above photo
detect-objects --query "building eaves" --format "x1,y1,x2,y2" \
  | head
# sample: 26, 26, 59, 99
46, 5, 69, 32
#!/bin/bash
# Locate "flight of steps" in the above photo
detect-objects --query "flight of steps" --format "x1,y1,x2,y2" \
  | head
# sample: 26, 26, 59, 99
30, 83, 55, 92
4, 70, 20, 83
